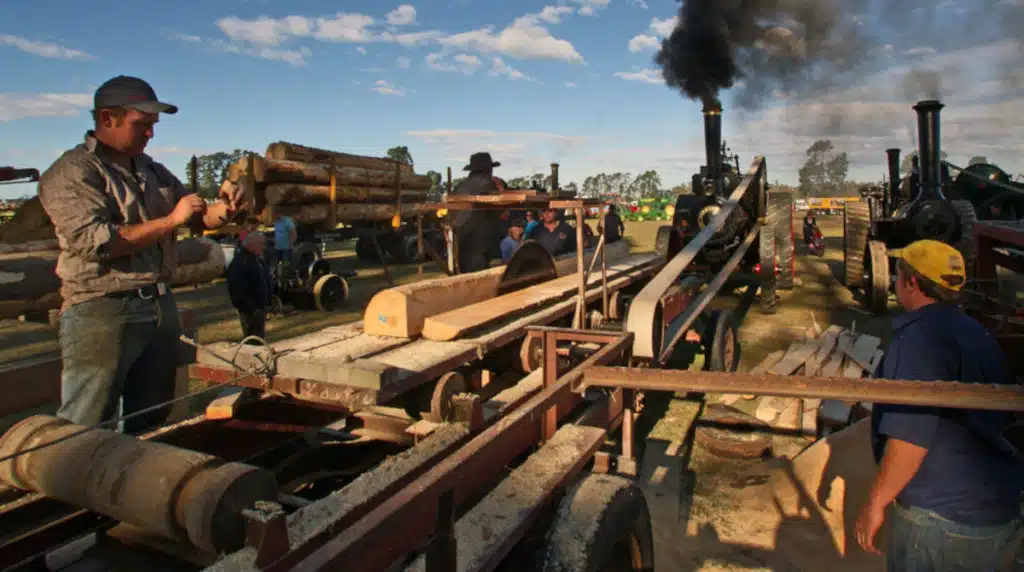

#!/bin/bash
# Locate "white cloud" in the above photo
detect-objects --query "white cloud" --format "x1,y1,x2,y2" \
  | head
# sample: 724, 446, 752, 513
615, 68, 662, 84
0, 92, 92, 122
397, 55, 411, 68
565, 82, 577, 88
631, 0, 649, 7
537, 6, 575, 24
489, 57, 536, 82
627, 15, 678, 52
649, 16, 678, 37
0, 35, 93, 60
175, 33, 311, 65
357, 46, 368, 55
386, 5, 417, 26
628, 35, 659, 53
372, 79, 406, 96
905, 46, 937, 57
426, 52, 482, 74
438, 10, 585, 63
216, 15, 313, 45
313, 13, 376, 43
571, 0, 611, 16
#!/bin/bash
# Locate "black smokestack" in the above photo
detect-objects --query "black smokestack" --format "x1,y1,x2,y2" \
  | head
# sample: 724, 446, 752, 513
885, 148, 900, 213
913, 100, 944, 200
703, 101, 723, 188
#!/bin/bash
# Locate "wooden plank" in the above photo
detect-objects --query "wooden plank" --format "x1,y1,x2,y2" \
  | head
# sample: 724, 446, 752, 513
422, 256, 656, 342
803, 326, 843, 377
363, 241, 630, 339
768, 342, 818, 375
205, 387, 259, 420
721, 349, 786, 404
843, 333, 882, 373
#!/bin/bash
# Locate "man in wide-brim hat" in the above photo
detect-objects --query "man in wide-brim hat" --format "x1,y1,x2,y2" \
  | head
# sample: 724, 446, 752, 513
451, 152, 506, 272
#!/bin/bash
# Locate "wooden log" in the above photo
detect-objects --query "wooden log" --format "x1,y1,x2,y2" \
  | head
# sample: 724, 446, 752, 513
263, 184, 428, 206
0, 239, 59, 256
227, 156, 432, 190
362, 240, 631, 339
265, 142, 413, 175
269, 202, 436, 226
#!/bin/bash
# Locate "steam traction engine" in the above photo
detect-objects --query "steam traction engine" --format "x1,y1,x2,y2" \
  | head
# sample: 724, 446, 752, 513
844, 100, 979, 315
660, 103, 794, 315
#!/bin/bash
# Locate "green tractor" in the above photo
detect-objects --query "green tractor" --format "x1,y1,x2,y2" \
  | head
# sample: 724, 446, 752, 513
633, 197, 674, 222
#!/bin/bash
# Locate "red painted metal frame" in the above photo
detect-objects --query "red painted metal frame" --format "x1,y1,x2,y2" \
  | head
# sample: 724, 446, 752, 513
282, 329, 632, 572
970, 220, 1024, 375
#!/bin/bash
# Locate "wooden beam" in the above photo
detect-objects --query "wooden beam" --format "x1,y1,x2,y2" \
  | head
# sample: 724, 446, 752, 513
362, 240, 631, 339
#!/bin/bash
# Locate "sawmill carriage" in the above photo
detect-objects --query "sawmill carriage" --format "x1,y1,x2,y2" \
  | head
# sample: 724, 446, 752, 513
843, 100, 981, 315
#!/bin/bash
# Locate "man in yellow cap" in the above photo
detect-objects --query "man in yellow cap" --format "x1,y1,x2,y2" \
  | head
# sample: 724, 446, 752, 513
855, 239, 1022, 569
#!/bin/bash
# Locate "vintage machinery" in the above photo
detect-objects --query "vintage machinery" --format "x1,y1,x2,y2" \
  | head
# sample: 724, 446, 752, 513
945, 161, 1024, 221
661, 102, 794, 315
271, 242, 350, 312
844, 100, 979, 315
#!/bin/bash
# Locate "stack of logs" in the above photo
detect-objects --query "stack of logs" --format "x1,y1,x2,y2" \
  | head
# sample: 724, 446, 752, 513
226, 142, 437, 228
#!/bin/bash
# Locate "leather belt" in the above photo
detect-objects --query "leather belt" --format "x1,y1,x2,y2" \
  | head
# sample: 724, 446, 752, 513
104, 283, 169, 300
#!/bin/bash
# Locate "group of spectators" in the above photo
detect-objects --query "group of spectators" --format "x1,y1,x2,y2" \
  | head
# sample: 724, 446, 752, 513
497, 204, 626, 264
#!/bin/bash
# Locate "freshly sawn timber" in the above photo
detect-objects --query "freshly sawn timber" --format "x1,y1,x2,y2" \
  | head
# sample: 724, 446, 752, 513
362, 240, 632, 339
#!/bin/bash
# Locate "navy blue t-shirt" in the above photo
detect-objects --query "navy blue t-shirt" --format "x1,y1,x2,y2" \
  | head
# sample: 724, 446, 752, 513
531, 222, 576, 257
871, 302, 1023, 525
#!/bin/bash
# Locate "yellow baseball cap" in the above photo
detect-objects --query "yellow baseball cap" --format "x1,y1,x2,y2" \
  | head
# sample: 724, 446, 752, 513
888, 239, 966, 291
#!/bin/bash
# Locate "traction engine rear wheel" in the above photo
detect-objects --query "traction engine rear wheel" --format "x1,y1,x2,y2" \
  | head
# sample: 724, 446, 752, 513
865, 240, 889, 316
771, 191, 795, 290
758, 222, 777, 315
843, 202, 871, 289
542, 474, 655, 572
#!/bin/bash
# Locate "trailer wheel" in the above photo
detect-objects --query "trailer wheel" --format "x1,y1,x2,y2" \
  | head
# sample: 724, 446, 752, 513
951, 200, 978, 278
865, 240, 889, 316
294, 242, 322, 281
706, 309, 740, 372
771, 191, 795, 290
355, 236, 381, 263
843, 202, 871, 288
542, 474, 654, 572
758, 222, 777, 315
313, 274, 348, 311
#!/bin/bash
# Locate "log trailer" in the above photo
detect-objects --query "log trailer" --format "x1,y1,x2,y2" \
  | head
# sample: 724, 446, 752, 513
44, 101, 1024, 572
843, 100, 980, 315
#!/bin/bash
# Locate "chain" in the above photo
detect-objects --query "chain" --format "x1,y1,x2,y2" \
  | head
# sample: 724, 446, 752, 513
0, 335, 276, 466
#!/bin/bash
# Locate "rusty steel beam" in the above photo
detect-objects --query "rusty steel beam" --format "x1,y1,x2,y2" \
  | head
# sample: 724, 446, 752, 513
285, 333, 634, 572
582, 367, 1024, 412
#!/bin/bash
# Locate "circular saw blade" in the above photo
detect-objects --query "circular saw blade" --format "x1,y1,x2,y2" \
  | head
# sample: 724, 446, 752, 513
498, 240, 558, 295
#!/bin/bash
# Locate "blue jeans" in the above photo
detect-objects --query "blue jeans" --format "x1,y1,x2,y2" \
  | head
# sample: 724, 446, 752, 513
888, 501, 1023, 572
57, 293, 181, 435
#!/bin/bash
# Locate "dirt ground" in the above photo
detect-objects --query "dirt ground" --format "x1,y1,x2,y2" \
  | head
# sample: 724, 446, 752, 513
636, 214, 896, 572
0, 214, 899, 570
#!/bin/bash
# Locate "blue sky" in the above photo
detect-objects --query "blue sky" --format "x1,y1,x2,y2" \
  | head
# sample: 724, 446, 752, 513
2, 0, 1023, 199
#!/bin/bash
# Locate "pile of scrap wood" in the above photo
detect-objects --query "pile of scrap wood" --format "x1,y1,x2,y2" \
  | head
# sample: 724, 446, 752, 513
724, 324, 884, 440
224, 142, 437, 227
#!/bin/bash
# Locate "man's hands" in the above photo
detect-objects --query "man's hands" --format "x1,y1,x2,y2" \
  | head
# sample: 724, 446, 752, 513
855, 500, 887, 555
219, 180, 245, 212
172, 194, 207, 226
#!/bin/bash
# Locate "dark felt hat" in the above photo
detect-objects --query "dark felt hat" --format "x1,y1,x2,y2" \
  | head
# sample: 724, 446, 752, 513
463, 152, 501, 172
93, 75, 178, 114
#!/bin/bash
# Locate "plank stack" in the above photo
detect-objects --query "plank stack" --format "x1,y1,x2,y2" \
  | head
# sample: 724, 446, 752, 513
723, 325, 884, 439
224, 142, 437, 228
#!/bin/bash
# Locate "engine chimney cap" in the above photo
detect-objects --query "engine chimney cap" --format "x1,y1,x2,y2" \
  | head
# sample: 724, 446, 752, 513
913, 100, 944, 111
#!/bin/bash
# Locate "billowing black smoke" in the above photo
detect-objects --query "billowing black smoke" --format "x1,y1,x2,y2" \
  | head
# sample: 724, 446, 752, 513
655, 0, 869, 110
655, 0, 1024, 111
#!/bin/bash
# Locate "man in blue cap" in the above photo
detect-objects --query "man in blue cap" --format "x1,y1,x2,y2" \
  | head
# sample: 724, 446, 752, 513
38, 75, 246, 434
